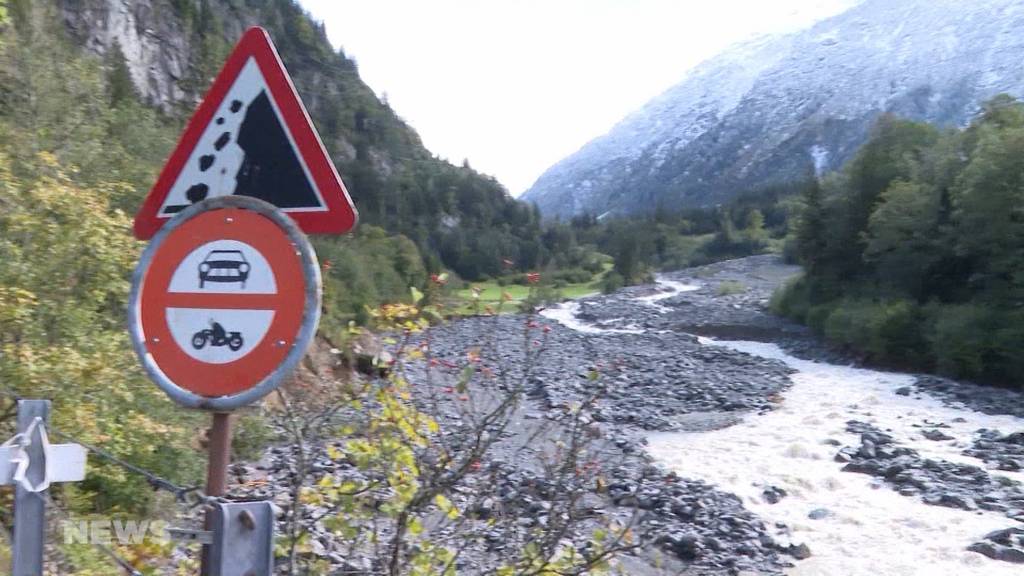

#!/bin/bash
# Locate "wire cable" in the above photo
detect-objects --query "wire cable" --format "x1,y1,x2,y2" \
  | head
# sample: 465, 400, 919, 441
46, 426, 210, 506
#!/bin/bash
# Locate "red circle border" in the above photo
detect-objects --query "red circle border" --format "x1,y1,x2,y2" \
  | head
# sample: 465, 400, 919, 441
138, 208, 307, 396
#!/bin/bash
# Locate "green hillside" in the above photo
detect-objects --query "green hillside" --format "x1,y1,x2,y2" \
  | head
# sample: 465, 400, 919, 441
776, 99, 1024, 388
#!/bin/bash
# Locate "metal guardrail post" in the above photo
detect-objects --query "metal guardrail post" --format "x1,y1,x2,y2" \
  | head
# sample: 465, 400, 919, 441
3, 400, 86, 575
209, 501, 275, 576
12, 399, 49, 576
167, 500, 275, 576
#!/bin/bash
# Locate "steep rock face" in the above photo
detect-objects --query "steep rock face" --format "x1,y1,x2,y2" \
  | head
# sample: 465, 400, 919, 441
59, 0, 193, 108
522, 0, 1024, 218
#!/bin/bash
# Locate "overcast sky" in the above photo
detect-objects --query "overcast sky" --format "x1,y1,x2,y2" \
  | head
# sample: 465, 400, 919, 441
299, 0, 856, 196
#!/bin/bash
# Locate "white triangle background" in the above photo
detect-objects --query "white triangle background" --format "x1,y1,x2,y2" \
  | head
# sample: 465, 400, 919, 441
158, 58, 326, 215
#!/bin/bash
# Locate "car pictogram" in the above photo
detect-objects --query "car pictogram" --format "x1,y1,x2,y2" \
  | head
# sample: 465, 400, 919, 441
198, 249, 250, 288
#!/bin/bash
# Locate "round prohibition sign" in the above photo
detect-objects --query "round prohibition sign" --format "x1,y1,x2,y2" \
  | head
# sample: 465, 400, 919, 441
128, 196, 321, 411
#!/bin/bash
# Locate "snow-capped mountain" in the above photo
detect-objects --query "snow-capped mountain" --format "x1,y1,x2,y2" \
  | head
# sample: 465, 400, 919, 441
522, 0, 1024, 218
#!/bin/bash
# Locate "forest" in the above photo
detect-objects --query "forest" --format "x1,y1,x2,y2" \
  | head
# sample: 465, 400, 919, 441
777, 96, 1024, 388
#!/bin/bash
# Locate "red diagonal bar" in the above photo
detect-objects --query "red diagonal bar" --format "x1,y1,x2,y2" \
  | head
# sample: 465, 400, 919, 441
164, 292, 284, 310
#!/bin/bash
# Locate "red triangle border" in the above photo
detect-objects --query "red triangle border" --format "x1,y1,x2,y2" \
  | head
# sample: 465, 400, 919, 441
133, 26, 358, 239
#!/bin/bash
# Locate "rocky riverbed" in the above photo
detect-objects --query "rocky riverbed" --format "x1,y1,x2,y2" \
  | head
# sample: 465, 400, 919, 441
569, 255, 1024, 575
226, 254, 1023, 575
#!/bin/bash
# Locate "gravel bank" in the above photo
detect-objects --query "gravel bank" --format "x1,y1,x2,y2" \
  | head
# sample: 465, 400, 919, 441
222, 254, 1024, 574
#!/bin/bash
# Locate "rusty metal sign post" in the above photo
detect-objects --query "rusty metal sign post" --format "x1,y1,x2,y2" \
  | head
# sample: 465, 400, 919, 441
128, 196, 322, 575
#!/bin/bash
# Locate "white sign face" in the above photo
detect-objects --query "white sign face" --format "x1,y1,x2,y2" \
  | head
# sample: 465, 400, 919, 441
166, 308, 274, 364
169, 240, 276, 294
165, 240, 276, 364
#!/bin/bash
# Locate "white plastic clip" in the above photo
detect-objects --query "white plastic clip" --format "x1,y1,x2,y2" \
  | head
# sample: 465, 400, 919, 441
0, 417, 53, 492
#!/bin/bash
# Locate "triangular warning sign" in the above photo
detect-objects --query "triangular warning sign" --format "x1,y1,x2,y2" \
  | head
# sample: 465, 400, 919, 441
134, 27, 358, 239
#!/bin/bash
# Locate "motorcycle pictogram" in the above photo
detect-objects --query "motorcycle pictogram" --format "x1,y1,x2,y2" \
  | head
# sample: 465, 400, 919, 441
191, 321, 244, 351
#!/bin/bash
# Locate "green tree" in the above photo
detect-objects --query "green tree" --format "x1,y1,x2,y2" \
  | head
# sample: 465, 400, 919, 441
0, 154, 203, 513
836, 116, 940, 277
775, 95, 1024, 388
105, 39, 136, 106
952, 115, 1024, 304
795, 177, 828, 275
863, 180, 941, 298
743, 208, 767, 241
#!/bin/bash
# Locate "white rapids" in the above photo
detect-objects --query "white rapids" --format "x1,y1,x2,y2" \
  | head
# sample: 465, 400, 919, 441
540, 274, 700, 331
545, 275, 1024, 576
636, 277, 701, 312
540, 301, 644, 334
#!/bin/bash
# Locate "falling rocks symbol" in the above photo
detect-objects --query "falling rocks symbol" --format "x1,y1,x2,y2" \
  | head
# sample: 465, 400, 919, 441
170, 90, 317, 213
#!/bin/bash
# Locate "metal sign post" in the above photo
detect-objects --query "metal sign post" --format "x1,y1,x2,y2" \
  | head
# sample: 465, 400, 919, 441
2, 400, 87, 576
11, 400, 47, 576
205, 413, 233, 497
201, 412, 233, 576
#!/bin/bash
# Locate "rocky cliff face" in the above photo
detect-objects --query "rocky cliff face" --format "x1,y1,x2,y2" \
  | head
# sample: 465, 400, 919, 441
522, 0, 1024, 218
59, 0, 193, 108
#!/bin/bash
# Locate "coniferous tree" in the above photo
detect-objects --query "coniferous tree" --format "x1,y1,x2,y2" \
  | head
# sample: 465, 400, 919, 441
105, 40, 136, 106
795, 177, 828, 275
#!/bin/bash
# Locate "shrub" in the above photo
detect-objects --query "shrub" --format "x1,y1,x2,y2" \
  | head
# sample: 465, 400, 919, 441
519, 285, 561, 312
872, 299, 927, 366
233, 410, 276, 461
822, 299, 868, 350
552, 268, 594, 284
821, 298, 926, 366
581, 255, 608, 275
769, 275, 810, 319
601, 272, 625, 294
991, 311, 1024, 387
806, 303, 834, 334
781, 234, 800, 264
929, 303, 996, 381
716, 281, 747, 296
507, 269, 594, 287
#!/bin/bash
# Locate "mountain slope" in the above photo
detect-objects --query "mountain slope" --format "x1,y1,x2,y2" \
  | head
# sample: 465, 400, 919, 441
522, 0, 1024, 218
56, 0, 543, 279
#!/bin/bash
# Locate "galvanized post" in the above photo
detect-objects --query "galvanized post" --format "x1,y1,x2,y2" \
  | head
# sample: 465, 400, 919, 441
208, 501, 275, 576
12, 399, 49, 576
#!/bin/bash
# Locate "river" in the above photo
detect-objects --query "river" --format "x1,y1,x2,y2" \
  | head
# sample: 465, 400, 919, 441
542, 273, 1024, 576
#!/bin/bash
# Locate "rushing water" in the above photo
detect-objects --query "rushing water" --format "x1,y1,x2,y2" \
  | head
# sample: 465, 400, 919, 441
539, 301, 644, 334
636, 277, 701, 312
540, 274, 699, 331
544, 276, 1024, 576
